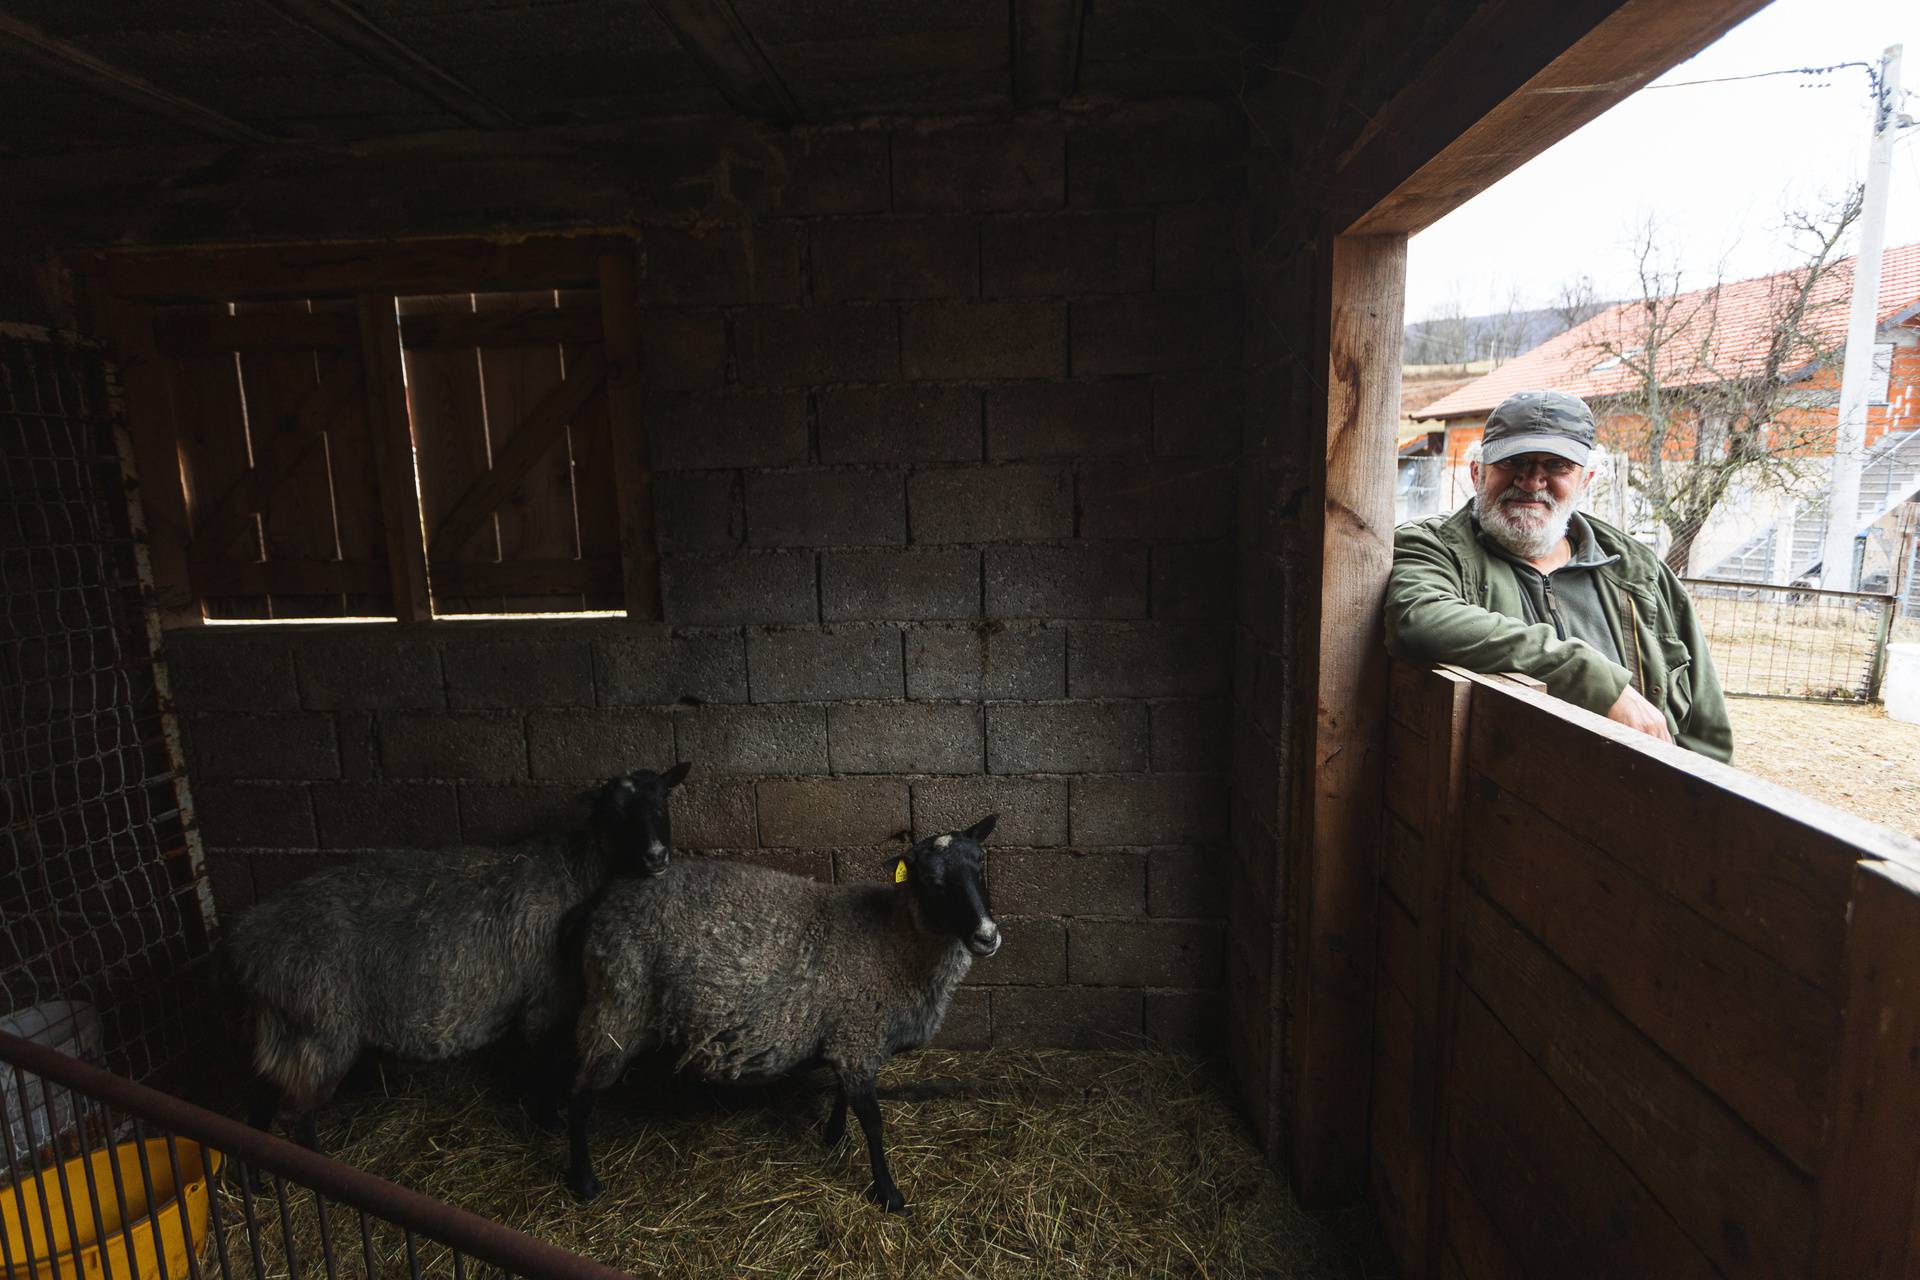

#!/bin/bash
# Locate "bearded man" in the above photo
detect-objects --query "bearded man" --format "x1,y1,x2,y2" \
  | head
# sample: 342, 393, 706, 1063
1386, 389, 1732, 760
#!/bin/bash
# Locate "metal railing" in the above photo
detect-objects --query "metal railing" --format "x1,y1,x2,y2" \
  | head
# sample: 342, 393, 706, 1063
1683, 578, 1898, 702
0, 1030, 629, 1280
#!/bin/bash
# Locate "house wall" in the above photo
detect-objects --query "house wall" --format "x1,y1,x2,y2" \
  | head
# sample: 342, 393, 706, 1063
155, 99, 1248, 1053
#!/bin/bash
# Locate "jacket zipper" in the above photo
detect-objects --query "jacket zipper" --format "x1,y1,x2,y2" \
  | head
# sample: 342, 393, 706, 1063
1541, 573, 1567, 640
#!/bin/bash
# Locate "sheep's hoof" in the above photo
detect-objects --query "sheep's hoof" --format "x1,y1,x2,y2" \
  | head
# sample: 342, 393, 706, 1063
567, 1171, 603, 1202
867, 1183, 907, 1214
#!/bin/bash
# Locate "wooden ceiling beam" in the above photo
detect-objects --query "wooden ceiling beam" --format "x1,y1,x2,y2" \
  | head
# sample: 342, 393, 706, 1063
0, 13, 272, 144
1012, 0, 1088, 108
263, 0, 520, 130
646, 0, 800, 125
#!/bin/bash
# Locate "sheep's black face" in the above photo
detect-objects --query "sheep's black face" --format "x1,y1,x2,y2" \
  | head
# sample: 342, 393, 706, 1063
591, 762, 691, 876
896, 814, 1000, 958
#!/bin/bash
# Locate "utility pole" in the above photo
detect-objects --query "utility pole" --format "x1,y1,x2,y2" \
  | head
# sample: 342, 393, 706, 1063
1820, 44, 1904, 589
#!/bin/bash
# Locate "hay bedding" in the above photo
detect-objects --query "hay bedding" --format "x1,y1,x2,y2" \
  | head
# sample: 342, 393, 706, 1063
214, 1051, 1388, 1279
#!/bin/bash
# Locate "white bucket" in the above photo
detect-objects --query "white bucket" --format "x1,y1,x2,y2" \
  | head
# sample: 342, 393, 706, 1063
0, 1001, 102, 1159
1887, 643, 1920, 725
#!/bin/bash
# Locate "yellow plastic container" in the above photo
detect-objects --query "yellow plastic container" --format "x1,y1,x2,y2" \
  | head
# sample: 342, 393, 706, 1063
1, 1138, 223, 1280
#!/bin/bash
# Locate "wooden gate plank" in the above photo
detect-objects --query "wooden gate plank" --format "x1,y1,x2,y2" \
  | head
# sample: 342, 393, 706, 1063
400, 292, 498, 614
595, 250, 660, 619
161, 304, 263, 618
355, 293, 430, 623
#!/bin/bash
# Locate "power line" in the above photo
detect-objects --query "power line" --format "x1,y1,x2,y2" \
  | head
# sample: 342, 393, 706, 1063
1647, 61, 1873, 91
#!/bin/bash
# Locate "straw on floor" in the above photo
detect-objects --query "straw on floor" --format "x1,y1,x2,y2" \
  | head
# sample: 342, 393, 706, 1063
215, 1049, 1390, 1279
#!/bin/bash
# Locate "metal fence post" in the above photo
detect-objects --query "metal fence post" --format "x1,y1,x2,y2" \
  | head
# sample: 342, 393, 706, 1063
1866, 595, 1896, 703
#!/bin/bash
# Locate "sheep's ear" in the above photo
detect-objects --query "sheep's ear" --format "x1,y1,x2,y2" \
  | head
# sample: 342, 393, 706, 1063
963, 813, 998, 843
662, 761, 692, 788
880, 846, 918, 886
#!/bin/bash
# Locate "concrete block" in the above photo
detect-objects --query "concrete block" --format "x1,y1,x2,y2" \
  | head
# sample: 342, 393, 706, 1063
293, 633, 443, 710
820, 549, 981, 622
818, 386, 982, 464
905, 623, 1064, 699
672, 778, 759, 847
1068, 105, 1246, 207
674, 704, 829, 774
930, 988, 991, 1049
312, 782, 461, 849
892, 120, 1065, 212
992, 986, 1142, 1048
746, 470, 906, 547
1154, 205, 1239, 291
987, 703, 1147, 774
981, 213, 1153, 297
1072, 294, 1242, 376
639, 222, 803, 305
527, 710, 676, 780
186, 713, 338, 780
654, 472, 744, 554
993, 850, 1146, 917
1149, 848, 1229, 918
900, 301, 1067, 380
595, 630, 748, 705
1150, 700, 1231, 772
766, 130, 892, 214
249, 851, 358, 902
1145, 991, 1225, 1052
912, 776, 1067, 846
640, 310, 728, 392
1153, 374, 1243, 457
967, 916, 1065, 985
1070, 623, 1230, 697
757, 777, 910, 846
828, 702, 983, 774
1070, 775, 1229, 844
335, 711, 376, 780
1079, 461, 1234, 540
191, 781, 315, 847
985, 546, 1148, 619
1070, 920, 1223, 987
162, 633, 296, 712
204, 850, 256, 914
442, 638, 595, 709
812, 216, 978, 301
648, 393, 808, 470
1152, 542, 1236, 620
661, 552, 817, 626
748, 626, 902, 701
380, 712, 524, 780
457, 783, 581, 845
909, 466, 1071, 543
735, 305, 898, 386
985, 380, 1150, 459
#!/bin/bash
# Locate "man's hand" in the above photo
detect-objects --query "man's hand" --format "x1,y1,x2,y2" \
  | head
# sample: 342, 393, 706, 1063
1606, 684, 1673, 744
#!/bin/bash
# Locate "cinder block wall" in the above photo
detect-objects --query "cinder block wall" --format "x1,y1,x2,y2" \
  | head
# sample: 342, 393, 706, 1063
163, 99, 1247, 1052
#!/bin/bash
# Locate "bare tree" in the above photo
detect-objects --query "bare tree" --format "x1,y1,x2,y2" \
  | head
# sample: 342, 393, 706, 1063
1580, 191, 1864, 574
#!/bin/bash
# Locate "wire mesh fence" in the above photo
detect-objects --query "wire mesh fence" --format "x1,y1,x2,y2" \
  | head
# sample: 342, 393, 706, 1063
1683, 577, 1898, 702
0, 1029, 627, 1280
2, 329, 218, 1089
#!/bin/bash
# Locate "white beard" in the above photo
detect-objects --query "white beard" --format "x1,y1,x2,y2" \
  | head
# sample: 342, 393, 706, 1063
1478, 483, 1577, 559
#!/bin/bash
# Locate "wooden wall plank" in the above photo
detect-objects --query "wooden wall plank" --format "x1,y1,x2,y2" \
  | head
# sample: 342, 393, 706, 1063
1457, 888, 1815, 1279
154, 308, 357, 356
1290, 231, 1406, 1203
1465, 772, 1837, 1174
430, 558, 620, 596
1384, 714, 1425, 835
1470, 679, 1855, 993
100, 299, 199, 628
1442, 1159, 1526, 1280
1380, 815, 1421, 921
595, 250, 661, 620
189, 558, 386, 595
1369, 979, 1425, 1278
1447, 991, 1719, 1280
1812, 858, 1920, 1279
1377, 890, 1419, 1010
474, 289, 582, 612
401, 299, 601, 350
399, 292, 498, 614
352, 293, 428, 622
310, 299, 387, 616
166, 305, 265, 619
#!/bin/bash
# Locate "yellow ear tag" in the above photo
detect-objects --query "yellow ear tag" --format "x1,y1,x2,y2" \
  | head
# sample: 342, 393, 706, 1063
893, 859, 908, 885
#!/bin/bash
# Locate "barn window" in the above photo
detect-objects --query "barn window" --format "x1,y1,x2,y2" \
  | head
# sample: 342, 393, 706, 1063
94, 237, 657, 626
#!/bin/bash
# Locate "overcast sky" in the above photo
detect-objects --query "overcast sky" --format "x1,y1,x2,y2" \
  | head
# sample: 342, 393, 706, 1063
1404, 0, 1920, 322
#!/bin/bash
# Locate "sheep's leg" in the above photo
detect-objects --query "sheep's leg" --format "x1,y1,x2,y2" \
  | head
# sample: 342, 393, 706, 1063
847, 1077, 905, 1213
241, 1079, 282, 1193
823, 1084, 848, 1148
522, 1030, 573, 1134
564, 1091, 603, 1201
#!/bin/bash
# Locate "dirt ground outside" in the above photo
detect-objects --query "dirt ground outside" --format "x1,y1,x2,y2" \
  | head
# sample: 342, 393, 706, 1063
1728, 698, 1920, 840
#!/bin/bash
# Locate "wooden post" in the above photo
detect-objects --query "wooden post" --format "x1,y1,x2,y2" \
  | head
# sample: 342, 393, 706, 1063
1290, 232, 1407, 1203
101, 298, 200, 629
595, 247, 662, 621
1812, 857, 1920, 1279
355, 293, 432, 623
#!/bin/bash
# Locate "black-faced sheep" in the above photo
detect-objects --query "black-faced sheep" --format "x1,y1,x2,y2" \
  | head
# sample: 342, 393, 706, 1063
227, 761, 692, 1148
564, 813, 1001, 1211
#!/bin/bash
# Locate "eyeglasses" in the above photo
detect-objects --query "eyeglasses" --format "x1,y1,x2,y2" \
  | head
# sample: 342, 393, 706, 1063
1489, 455, 1581, 479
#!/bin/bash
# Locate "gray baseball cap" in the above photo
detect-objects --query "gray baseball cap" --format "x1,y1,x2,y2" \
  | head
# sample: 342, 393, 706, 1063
1482, 390, 1596, 466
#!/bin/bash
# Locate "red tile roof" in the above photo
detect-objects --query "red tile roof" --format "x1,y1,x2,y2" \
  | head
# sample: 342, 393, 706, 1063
1414, 240, 1920, 421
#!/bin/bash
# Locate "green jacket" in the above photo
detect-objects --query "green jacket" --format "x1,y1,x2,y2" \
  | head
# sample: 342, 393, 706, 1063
1386, 503, 1733, 761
